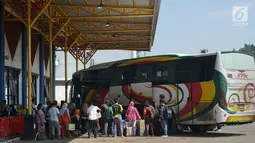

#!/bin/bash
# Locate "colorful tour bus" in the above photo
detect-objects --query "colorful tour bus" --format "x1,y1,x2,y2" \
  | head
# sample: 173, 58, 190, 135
70, 51, 255, 132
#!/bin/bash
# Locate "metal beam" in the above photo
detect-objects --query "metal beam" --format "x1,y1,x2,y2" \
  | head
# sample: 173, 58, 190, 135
3, 1, 28, 27
27, 0, 32, 114
5, 19, 151, 27
31, 0, 51, 27
49, 8, 53, 102
71, 21, 151, 26
33, 14, 153, 20
83, 40, 150, 44
52, 19, 70, 41
96, 47, 150, 51
64, 33, 68, 102
51, 4, 153, 10
76, 46, 78, 72
68, 29, 151, 33
78, 43, 91, 58
0, 1, 5, 102
69, 33, 82, 48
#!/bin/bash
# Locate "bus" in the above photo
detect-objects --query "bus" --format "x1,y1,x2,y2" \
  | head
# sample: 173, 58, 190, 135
70, 51, 255, 133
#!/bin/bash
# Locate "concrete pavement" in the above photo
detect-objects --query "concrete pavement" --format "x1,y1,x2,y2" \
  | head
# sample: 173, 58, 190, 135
13, 123, 255, 143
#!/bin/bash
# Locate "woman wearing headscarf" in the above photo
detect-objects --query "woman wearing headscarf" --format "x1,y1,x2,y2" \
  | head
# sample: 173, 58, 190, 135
36, 103, 46, 140
59, 103, 72, 138
125, 101, 141, 136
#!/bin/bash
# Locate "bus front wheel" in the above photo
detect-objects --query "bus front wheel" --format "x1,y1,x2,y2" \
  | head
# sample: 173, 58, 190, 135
189, 125, 208, 133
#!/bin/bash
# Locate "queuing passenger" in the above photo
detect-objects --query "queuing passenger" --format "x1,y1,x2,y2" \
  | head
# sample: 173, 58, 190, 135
0, 100, 9, 117
102, 100, 113, 137
71, 108, 80, 136
87, 102, 101, 138
101, 100, 108, 135
80, 102, 89, 134
45, 102, 53, 138
59, 103, 72, 138
53, 100, 59, 109
143, 100, 156, 136
158, 94, 172, 137
36, 103, 46, 140
60, 100, 65, 109
47, 102, 61, 140
9, 105, 19, 116
32, 98, 37, 116
112, 98, 124, 137
68, 101, 76, 116
125, 101, 141, 136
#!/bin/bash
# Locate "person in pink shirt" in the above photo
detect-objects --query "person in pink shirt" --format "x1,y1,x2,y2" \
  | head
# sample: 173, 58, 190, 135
125, 101, 141, 136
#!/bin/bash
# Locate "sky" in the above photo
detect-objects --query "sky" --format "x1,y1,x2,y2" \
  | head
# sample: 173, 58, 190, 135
56, 0, 255, 76
92, 0, 255, 63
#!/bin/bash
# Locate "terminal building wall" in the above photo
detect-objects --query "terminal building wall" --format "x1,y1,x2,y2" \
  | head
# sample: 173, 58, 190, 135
3, 21, 50, 106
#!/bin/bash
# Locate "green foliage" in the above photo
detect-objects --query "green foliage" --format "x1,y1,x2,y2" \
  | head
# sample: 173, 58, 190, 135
235, 44, 255, 58
200, 49, 208, 53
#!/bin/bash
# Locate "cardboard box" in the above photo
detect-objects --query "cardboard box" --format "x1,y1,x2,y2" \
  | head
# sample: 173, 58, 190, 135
136, 120, 145, 136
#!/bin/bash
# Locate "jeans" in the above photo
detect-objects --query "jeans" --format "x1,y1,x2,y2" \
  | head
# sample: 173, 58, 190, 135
88, 120, 98, 138
48, 120, 60, 138
80, 118, 89, 133
102, 119, 113, 135
112, 114, 123, 137
145, 118, 154, 136
161, 118, 168, 135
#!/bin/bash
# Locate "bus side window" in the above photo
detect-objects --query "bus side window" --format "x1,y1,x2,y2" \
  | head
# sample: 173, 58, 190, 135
154, 62, 176, 84
176, 59, 193, 83
134, 64, 153, 83
111, 66, 135, 86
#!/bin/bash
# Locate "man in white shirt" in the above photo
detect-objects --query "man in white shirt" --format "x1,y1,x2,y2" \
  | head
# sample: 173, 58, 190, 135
47, 102, 61, 140
87, 102, 101, 138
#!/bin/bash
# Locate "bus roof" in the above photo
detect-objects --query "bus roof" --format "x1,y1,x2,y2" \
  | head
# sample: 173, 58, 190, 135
72, 50, 239, 76
73, 61, 118, 76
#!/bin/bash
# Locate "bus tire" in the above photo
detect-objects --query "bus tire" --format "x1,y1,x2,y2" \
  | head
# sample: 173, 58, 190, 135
189, 125, 208, 133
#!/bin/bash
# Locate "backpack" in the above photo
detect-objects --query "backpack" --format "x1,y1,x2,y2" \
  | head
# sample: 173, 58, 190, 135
147, 106, 155, 119
112, 104, 121, 116
162, 105, 172, 119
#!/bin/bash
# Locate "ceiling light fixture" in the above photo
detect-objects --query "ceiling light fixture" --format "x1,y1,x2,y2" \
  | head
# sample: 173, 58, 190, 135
105, 20, 111, 27
98, 0, 104, 9
111, 33, 116, 38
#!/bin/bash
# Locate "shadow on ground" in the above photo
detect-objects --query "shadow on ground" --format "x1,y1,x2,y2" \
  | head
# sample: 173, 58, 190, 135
12, 131, 246, 142
170, 131, 245, 138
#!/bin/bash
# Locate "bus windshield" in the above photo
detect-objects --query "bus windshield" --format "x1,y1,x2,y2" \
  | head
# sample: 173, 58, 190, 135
222, 53, 255, 71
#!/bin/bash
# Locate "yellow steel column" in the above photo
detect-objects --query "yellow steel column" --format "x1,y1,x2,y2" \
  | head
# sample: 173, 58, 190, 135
64, 34, 68, 102
83, 50, 86, 69
27, 0, 32, 114
76, 47, 78, 72
49, 7, 53, 102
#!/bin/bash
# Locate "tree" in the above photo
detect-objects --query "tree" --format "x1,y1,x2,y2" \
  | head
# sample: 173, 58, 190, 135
200, 49, 208, 53
235, 44, 255, 58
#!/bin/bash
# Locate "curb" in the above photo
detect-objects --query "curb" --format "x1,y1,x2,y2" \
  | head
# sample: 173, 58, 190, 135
0, 137, 20, 143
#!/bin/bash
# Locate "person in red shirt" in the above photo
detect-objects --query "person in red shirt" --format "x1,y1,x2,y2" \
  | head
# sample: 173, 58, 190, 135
143, 100, 155, 136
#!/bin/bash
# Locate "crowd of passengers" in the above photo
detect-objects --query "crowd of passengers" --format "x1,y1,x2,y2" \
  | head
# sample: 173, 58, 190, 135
0, 94, 174, 140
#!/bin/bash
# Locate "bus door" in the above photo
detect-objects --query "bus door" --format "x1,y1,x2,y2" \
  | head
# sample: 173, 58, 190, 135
130, 64, 153, 112
80, 81, 93, 103
177, 83, 194, 124
176, 58, 194, 125
109, 66, 136, 107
